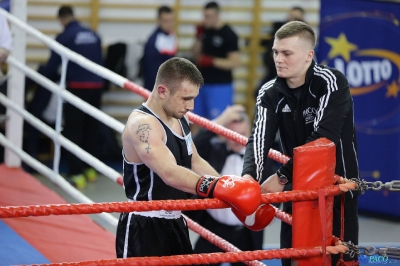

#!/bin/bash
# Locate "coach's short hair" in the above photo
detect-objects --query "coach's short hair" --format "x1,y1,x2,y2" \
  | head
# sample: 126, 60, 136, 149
275, 21, 316, 49
155, 57, 204, 93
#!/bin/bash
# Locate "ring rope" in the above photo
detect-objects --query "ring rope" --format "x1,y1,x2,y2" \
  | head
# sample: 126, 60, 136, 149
0, 186, 341, 219
0, 9, 350, 265
271, 205, 292, 225
183, 214, 266, 266
36, 247, 333, 266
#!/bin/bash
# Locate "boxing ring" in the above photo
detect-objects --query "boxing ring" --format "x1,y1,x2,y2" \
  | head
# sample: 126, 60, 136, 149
0, 7, 399, 266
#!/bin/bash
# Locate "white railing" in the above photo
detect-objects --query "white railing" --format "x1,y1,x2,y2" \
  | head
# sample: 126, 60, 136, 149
7, 56, 125, 134
0, 7, 142, 229
0, 8, 128, 88
0, 92, 123, 185
0, 132, 118, 227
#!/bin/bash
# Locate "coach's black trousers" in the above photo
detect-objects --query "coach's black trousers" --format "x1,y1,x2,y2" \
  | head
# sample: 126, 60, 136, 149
63, 88, 102, 175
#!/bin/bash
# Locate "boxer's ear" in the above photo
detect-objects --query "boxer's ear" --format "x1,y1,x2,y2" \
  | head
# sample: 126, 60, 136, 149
157, 85, 169, 99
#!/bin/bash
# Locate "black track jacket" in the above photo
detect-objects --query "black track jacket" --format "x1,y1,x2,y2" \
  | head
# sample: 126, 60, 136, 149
242, 60, 360, 186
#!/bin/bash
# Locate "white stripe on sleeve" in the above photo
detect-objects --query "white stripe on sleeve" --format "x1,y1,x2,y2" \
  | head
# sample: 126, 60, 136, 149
253, 106, 268, 181
313, 66, 338, 128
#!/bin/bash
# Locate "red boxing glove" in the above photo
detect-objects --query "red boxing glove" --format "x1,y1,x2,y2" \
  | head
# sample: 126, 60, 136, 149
196, 24, 205, 39
231, 204, 275, 231
198, 55, 214, 67
196, 175, 261, 216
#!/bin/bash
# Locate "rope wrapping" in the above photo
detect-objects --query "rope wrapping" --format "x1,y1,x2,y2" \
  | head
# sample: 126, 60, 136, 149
39, 247, 324, 265
183, 214, 265, 266
272, 205, 293, 225
261, 185, 340, 204
0, 186, 341, 219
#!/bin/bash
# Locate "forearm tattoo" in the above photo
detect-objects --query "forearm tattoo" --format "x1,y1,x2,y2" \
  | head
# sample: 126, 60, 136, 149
136, 124, 152, 153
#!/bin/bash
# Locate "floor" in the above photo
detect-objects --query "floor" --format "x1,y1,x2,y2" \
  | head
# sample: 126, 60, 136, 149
32, 168, 400, 266
0, 165, 115, 265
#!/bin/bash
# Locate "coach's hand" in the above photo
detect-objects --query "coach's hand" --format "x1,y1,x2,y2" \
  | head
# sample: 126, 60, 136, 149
196, 175, 261, 216
261, 173, 285, 193
336, 176, 358, 192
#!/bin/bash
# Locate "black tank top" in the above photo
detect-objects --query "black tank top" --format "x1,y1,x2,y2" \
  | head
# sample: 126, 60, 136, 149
122, 104, 192, 201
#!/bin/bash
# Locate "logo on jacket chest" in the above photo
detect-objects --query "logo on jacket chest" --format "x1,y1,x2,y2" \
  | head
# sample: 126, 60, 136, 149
282, 104, 291, 113
303, 107, 317, 124
212, 36, 224, 47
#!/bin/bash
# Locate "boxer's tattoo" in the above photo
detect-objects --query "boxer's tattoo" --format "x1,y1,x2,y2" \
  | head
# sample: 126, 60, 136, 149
136, 124, 152, 153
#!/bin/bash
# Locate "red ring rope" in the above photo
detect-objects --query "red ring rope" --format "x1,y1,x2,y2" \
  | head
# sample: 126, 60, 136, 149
183, 214, 265, 266
38, 247, 324, 265
0, 186, 341, 219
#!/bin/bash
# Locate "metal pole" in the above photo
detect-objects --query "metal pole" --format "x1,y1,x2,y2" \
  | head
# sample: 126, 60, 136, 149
5, 0, 27, 167
52, 56, 68, 179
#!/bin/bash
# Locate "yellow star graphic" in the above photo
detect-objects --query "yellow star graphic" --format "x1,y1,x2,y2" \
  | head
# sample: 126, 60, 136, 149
386, 80, 400, 98
325, 33, 358, 62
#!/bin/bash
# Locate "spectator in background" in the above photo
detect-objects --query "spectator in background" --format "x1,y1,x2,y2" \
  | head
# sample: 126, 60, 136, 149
259, 6, 305, 90
186, 105, 265, 266
141, 5, 177, 91
192, 1, 240, 120
41, 5, 103, 189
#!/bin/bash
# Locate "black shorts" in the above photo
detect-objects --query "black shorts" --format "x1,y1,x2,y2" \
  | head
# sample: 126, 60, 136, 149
116, 212, 193, 258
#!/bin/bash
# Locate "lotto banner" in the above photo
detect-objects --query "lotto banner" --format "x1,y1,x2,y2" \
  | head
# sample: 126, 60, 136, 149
318, 0, 400, 217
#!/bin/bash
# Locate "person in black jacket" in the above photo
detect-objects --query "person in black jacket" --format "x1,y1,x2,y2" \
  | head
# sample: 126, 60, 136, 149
141, 6, 177, 91
242, 21, 360, 266
41, 5, 104, 189
189, 105, 265, 266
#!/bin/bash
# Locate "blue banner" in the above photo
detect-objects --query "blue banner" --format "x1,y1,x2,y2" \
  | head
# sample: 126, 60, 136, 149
0, 0, 10, 11
318, 0, 400, 217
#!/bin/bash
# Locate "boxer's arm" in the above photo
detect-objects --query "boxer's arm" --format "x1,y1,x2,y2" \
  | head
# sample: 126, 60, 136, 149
213, 51, 240, 70
192, 38, 202, 60
123, 115, 200, 194
191, 141, 219, 177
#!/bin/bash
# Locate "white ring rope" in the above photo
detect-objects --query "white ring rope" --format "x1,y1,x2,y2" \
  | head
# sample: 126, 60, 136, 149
6, 56, 125, 134
0, 7, 135, 230
0, 92, 123, 185
0, 132, 118, 227
0, 7, 133, 230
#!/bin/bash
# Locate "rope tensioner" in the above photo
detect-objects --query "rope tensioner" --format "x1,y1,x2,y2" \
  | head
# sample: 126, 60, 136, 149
343, 242, 400, 260
351, 178, 400, 193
